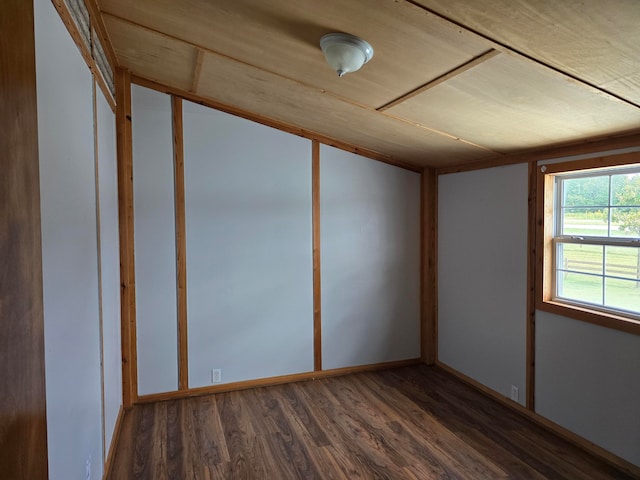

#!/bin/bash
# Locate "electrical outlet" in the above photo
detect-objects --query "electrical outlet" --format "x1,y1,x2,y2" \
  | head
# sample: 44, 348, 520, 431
510, 385, 519, 402
212, 368, 222, 384
85, 455, 91, 480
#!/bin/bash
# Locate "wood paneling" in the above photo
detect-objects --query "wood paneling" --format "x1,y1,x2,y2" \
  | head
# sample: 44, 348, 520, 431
98, 0, 491, 108
0, 0, 48, 478
194, 49, 490, 167
104, 15, 196, 92
389, 54, 640, 153
95, 0, 640, 169
378, 49, 500, 111
108, 365, 637, 479
412, 0, 640, 106
115, 68, 138, 408
100, 13, 495, 168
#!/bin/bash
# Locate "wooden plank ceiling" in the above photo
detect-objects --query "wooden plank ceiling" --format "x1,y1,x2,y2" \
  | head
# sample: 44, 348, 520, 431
96, 0, 640, 168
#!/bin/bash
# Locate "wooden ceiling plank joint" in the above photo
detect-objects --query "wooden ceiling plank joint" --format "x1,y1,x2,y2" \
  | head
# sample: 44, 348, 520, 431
190, 48, 204, 93
381, 110, 501, 155
404, 0, 640, 111
377, 49, 500, 112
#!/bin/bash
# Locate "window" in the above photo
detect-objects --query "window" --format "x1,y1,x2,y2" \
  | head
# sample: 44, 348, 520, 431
537, 153, 640, 333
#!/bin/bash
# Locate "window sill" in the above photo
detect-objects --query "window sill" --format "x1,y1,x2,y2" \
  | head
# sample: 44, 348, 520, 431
536, 299, 640, 335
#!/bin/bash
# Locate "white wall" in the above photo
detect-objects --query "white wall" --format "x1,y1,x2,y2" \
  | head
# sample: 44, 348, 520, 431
35, 0, 103, 477
96, 87, 122, 456
438, 158, 640, 466
131, 85, 179, 395
320, 146, 421, 369
536, 311, 640, 466
438, 163, 528, 404
183, 101, 314, 386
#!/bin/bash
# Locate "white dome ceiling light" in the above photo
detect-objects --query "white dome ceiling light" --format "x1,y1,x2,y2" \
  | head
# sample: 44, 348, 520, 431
320, 33, 374, 77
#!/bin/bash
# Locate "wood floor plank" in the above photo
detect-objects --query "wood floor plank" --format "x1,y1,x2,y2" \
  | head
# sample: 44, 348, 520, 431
347, 374, 510, 479
109, 366, 635, 479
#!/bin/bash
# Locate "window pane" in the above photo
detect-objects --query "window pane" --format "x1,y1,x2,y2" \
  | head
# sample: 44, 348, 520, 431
562, 175, 609, 207
605, 246, 640, 280
610, 206, 640, 238
604, 277, 640, 314
556, 271, 602, 306
561, 208, 608, 236
611, 173, 640, 206
557, 243, 603, 275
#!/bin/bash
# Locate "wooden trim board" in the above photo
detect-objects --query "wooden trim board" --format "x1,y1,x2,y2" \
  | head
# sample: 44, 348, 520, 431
421, 168, 437, 364
102, 405, 125, 480
437, 131, 640, 175
377, 49, 500, 111
136, 358, 422, 404
115, 68, 138, 408
526, 162, 537, 410
436, 361, 640, 479
51, 0, 116, 111
312, 140, 322, 371
190, 48, 204, 93
172, 96, 189, 391
83, 0, 118, 71
92, 78, 108, 464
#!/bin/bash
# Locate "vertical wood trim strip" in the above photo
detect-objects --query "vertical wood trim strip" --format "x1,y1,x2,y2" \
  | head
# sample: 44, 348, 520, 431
172, 96, 189, 391
526, 162, 537, 410
92, 78, 107, 465
190, 48, 205, 93
422, 168, 438, 364
0, 0, 49, 476
312, 140, 322, 371
115, 68, 137, 408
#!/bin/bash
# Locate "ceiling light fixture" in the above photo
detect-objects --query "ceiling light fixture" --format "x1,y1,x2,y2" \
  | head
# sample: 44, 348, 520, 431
320, 33, 374, 77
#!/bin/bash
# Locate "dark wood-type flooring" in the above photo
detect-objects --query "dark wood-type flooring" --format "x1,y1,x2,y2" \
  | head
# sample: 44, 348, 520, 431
109, 365, 635, 479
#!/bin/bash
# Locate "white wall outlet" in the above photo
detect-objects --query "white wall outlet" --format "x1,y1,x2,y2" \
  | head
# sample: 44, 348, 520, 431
85, 455, 91, 480
510, 385, 519, 402
212, 368, 222, 384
